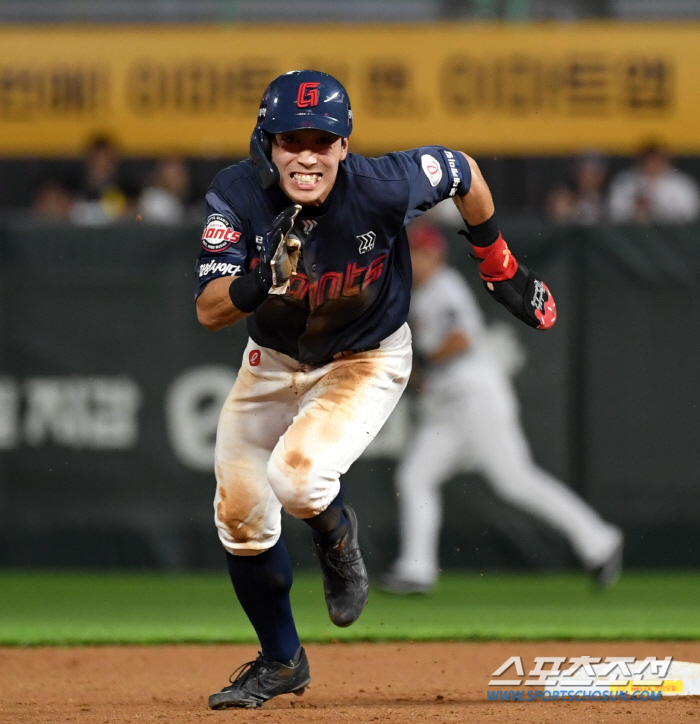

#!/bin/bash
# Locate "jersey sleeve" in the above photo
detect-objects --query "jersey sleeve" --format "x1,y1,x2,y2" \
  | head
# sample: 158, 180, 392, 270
396, 146, 472, 224
194, 189, 249, 300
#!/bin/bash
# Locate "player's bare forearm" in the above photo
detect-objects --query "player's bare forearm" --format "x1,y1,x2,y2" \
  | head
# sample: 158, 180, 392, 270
196, 276, 249, 331
453, 154, 494, 224
430, 330, 469, 365
452, 153, 557, 330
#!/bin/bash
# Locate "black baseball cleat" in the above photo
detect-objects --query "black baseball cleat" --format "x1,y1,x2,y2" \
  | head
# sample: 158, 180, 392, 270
208, 648, 310, 710
314, 504, 369, 627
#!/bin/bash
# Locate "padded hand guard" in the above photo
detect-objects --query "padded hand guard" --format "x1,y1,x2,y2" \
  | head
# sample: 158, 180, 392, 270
461, 230, 556, 330
260, 204, 302, 291
471, 233, 518, 283
485, 264, 557, 330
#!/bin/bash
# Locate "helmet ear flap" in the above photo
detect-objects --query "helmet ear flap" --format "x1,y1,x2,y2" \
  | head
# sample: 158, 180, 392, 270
249, 127, 280, 190
260, 128, 272, 157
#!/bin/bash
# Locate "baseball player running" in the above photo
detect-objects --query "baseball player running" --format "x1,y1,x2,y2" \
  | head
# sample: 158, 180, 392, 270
379, 224, 623, 595
195, 70, 556, 710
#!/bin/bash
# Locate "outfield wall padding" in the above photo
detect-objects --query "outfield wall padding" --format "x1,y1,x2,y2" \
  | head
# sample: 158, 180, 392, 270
0, 221, 698, 570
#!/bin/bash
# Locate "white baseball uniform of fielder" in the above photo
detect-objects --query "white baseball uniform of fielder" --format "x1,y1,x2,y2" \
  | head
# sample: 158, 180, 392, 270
215, 324, 412, 555
390, 266, 622, 585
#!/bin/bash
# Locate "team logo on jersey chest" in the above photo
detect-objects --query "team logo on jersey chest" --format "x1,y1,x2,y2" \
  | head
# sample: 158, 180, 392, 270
302, 219, 317, 234
357, 231, 376, 254
201, 214, 241, 252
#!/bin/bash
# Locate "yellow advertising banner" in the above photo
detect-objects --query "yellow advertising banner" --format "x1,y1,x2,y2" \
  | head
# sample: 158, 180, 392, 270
0, 23, 697, 156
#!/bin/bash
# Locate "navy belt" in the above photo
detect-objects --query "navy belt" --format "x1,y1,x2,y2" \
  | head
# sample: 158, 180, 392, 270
312, 343, 380, 368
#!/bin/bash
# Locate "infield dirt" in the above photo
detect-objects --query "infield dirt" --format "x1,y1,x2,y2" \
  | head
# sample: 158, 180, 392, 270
2, 641, 700, 723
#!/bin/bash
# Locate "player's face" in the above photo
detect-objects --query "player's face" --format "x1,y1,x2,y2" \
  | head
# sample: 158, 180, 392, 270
272, 129, 348, 206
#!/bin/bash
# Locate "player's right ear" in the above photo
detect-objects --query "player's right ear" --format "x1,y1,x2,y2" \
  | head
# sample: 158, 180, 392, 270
249, 126, 281, 190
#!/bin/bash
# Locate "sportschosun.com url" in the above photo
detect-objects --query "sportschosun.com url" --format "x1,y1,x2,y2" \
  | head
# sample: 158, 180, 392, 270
487, 689, 662, 702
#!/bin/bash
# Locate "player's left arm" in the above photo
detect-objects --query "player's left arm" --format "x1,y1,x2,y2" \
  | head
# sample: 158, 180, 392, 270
453, 154, 557, 330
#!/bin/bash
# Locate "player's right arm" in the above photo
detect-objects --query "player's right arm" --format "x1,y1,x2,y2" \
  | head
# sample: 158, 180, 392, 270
196, 276, 249, 331
194, 189, 252, 331
195, 190, 300, 332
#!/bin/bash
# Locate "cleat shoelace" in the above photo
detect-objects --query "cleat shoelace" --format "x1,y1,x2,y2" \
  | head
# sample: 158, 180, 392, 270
323, 545, 364, 580
227, 654, 265, 687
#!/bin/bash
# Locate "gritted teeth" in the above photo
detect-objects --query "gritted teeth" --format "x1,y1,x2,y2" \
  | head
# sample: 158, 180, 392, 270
292, 172, 321, 184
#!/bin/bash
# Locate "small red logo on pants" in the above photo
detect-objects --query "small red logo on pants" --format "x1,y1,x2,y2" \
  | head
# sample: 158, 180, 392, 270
249, 350, 261, 366
297, 82, 320, 108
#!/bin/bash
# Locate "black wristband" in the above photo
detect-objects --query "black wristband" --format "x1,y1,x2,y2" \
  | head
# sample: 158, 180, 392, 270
228, 268, 271, 313
464, 214, 499, 248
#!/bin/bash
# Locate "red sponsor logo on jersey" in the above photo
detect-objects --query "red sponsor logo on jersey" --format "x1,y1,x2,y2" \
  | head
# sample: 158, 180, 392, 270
421, 154, 443, 188
249, 350, 261, 366
201, 214, 242, 252
296, 82, 320, 108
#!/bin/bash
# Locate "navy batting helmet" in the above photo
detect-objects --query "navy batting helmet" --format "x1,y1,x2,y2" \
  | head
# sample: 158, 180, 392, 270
258, 70, 352, 137
250, 70, 352, 189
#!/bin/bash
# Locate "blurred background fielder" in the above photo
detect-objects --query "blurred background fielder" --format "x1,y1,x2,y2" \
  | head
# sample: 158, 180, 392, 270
379, 223, 623, 594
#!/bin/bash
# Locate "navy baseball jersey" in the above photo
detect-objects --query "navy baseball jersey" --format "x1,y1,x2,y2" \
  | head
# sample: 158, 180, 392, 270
196, 148, 471, 365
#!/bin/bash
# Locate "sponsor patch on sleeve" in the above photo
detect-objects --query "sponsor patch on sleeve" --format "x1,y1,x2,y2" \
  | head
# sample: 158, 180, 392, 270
421, 154, 443, 188
197, 260, 242, 278
201, 214, 242, 252
440, 150, 463, 197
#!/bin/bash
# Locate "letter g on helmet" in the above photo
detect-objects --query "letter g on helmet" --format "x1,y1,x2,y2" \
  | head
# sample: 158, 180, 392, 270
249, 70, 352, 190
257, 70, 353, 137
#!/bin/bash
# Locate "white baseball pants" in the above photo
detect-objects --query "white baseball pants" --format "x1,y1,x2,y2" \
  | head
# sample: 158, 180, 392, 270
214, 324, 412, 556
392, 368, 622, 584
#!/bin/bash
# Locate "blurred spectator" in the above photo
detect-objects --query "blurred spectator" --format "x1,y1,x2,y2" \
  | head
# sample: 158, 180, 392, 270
31, 179, 75, 221
546, 152, 608, 225
608, 143, 700, 224
118, 175, 144, 223
72, 135, 127, 225
139, 157, 189, 224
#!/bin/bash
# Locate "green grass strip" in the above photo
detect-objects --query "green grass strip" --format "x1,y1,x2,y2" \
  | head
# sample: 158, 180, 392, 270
0, 571, 699, 645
